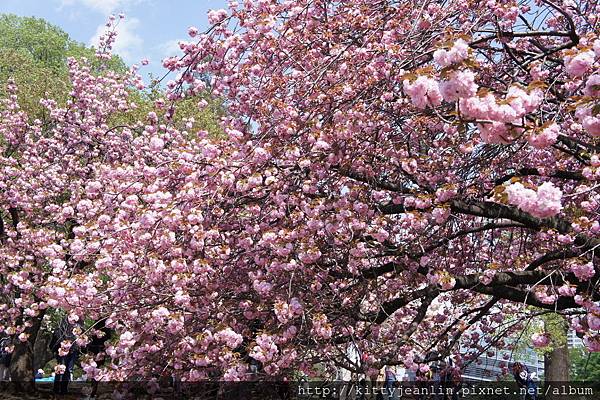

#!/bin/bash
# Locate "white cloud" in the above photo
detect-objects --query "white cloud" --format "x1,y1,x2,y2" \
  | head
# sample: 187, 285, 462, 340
90, 17, 143, 63
156, 39, 184, 61
59, 0, 143, 15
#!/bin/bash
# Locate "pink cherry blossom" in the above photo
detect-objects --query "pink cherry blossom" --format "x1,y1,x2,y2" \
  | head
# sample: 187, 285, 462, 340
565, 50, 595, 77
506, 182, 562, 218
570, 261, 596, 281
403, 76, 443, 109
527, 122, 560, 149
207, 9, 228, 24
531, 333, 550, 348
584, 74, 600, 97
433, 39, 470, 67
588, 312, 600, 331
440, 69, 478, 102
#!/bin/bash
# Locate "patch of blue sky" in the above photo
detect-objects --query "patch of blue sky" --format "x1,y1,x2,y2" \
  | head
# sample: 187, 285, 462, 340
0, 0, 229, 82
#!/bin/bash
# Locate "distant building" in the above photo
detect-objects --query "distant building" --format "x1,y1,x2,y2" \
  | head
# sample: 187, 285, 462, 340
462, 329, 584, 382
335, 344, 406, 382
334, 330, 583, 384
461, 346, 543, 382
567, 330, 584, 348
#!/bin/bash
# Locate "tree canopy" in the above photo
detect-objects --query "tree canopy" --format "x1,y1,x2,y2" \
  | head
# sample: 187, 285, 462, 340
0, 14, 126, 120
0, 0, 599, 387
571, 348, 600, 381
0, 14, 123, 71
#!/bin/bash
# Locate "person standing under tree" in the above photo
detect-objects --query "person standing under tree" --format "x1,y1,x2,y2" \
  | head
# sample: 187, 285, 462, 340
511, 362, 538, 400
49, 317, 80, 395
82, 318, 113, 398
384, 366, 397, 400
0, 336, 11, 381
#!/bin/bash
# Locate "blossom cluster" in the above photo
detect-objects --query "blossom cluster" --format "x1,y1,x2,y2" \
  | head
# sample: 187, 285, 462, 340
505, 182, 563, 218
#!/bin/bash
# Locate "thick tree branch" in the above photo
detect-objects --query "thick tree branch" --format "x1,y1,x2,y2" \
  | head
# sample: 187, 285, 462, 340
368, 268, 593, 323
330, 222, 528, 280
449, 200, 570, 232
494, 168, 585, 186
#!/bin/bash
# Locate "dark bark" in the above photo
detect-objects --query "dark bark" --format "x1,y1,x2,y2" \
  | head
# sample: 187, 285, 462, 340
544, 345, 569, 381
0, 212, 5, 243
368, 269, 587, 324
8, 313, 44, 393
33, 328, 54, 372
493, 167, 585, 186
544, 315, 570, 400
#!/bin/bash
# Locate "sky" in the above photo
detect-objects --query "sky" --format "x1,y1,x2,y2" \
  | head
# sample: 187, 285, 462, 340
0, 0, 229, 80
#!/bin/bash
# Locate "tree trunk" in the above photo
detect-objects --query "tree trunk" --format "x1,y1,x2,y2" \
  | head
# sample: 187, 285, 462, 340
544, 315, 569, 400
544, 345, 569, 379
8, 314, 44, 393
33, 328, 54, 372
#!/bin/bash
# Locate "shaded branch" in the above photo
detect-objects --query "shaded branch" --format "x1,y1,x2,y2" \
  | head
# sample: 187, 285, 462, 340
494, 168, 585, 186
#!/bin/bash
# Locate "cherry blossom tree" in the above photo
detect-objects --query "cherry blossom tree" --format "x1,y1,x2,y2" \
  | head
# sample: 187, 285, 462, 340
2, 0, 600, 390
0, 16, 150, 389
134, 0, 600, 381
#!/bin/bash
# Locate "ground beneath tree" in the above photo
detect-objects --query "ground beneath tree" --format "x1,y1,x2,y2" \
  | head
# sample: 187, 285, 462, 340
0, 382, 99, 399
0, 382, 177, 399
